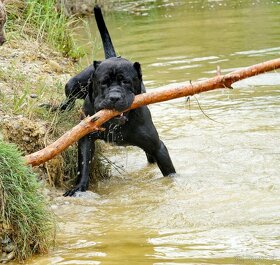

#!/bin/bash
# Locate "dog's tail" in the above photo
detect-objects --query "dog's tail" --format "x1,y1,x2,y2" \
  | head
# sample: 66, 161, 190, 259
94, 5, 116, 59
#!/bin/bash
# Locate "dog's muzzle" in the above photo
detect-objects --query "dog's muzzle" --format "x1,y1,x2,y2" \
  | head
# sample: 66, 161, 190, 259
108, 90, 122, 104
98, 86, 135, 112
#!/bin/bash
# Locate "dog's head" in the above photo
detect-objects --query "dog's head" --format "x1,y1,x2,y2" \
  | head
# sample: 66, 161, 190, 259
90, 57, 142, 112
0, 0, 6, 46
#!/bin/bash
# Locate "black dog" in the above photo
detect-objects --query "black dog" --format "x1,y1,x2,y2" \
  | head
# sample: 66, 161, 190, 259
63, 6, 175, 196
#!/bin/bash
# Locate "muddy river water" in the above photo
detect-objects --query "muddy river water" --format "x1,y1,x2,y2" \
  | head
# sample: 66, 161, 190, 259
25, 1, 280, 264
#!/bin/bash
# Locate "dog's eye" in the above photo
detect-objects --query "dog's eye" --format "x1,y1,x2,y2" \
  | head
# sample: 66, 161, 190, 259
100, 80, 109, 87
122, 80, 130, 85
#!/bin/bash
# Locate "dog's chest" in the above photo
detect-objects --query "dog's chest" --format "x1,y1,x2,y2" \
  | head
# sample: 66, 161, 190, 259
101, 123, 126, 145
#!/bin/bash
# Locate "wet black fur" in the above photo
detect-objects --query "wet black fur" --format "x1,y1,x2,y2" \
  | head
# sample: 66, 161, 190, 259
63, 6, 175, 196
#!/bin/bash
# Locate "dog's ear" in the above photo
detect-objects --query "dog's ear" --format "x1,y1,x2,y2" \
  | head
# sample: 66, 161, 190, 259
88, 87, 94, 103
133, 62, 143, 94
88, 74, 94, 103
133, 62, 142, 80
88, 61, 102, 103
93, 60, 101, 69
88, 63, 99, 103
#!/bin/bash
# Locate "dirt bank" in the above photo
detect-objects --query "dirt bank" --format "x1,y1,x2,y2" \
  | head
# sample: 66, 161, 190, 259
0, 13, 79, 263
2, 31, 86, 178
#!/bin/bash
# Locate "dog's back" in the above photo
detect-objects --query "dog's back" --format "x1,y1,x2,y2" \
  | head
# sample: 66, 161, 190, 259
0, 0, 6, 45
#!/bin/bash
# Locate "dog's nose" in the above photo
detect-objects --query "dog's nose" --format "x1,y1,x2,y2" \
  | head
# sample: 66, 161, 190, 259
109, 93, 121, 103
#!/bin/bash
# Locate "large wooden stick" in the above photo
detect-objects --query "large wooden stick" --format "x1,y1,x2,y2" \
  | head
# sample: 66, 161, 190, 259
25, 58, 280, 166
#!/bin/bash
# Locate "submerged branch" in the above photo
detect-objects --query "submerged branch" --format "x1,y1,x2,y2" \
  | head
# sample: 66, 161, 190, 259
25, 58, 280, 166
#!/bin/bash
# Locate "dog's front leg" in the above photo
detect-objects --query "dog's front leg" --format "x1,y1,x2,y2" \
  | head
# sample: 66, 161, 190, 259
152, 140, 176, 176
63, 133, 95, 196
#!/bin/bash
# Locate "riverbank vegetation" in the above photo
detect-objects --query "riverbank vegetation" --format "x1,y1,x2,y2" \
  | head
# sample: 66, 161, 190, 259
6, 0, 83, 58
1, 1, 88, 262
0, 140, 55, 262
1, 0, 85, 179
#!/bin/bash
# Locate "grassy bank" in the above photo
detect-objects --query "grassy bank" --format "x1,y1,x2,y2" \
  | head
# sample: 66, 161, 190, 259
1, 0, 85, 186
6, 0, 83, 59
0, 140, 55, 262
0, 1, 83, 261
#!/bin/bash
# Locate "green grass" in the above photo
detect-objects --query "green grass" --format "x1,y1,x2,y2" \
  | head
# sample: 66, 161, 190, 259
6, 0, 84, 59
0, 140, 55, 261
0, 64, 62, 118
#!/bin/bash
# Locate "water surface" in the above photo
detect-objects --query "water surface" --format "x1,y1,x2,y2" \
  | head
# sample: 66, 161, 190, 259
23, 1, 280, 264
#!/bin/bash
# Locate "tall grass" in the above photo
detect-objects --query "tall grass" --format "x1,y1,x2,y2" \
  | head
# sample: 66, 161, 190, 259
6, 0, 84, 58
0, 140, 55, 261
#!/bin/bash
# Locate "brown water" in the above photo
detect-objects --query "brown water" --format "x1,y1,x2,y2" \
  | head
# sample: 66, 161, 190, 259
25, 1, 280, 264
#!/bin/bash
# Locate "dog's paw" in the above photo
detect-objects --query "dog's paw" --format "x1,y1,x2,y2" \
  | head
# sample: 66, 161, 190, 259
63, 184, 87, 197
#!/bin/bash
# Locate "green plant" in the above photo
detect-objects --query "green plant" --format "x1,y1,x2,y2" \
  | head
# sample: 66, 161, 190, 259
27, 0, 82, 57
6, 0, 84, 58
0, 140, 55, 261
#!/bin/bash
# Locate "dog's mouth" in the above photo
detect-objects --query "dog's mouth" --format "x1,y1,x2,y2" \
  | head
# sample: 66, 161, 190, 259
97, 99, 133, 113
96, 102, 130, 113
111, 112, 129, 125
96, 92, 135, 113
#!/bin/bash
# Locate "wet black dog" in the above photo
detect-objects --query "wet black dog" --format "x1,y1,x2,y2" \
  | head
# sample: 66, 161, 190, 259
63, 6, 175, 196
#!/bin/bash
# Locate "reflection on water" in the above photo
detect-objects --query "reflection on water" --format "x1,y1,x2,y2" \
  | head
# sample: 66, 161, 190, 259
22, 1, 280, 264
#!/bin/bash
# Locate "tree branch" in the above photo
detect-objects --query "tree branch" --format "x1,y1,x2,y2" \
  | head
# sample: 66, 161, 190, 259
25, 58, 280, 166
